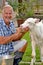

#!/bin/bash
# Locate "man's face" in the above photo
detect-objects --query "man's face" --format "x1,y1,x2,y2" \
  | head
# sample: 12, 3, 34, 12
2, 7, 13, 24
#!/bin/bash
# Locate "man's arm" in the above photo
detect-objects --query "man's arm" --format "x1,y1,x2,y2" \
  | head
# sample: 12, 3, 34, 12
15, 27, 29, 39
0, 27, 29, 44
0, 29, 22, 44
0, 36, 12, 44
0, 27, 24, 44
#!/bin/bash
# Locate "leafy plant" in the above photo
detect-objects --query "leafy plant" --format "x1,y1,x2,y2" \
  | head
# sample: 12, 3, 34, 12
16, 1, 34, 20
7, 0, 18, 11
8, 0, 34, 20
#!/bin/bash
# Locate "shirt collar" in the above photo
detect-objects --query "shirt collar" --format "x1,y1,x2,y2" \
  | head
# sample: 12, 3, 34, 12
2, 18, 12, 26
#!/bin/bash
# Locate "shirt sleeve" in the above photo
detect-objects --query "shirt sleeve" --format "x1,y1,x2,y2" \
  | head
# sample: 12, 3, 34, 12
0, 25, 4, 36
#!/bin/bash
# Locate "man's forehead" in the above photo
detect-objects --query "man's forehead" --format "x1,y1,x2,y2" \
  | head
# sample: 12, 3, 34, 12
3, 8, 12, 14
4, 7, 12, 11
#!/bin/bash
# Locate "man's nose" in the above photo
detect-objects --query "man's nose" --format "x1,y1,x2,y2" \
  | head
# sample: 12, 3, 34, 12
7, 14, 10, 16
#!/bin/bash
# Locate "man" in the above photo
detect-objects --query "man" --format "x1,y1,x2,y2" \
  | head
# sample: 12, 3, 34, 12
0, 5, 28, 65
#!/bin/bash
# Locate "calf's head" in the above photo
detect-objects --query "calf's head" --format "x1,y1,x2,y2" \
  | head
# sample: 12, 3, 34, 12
21, 18, 39, 29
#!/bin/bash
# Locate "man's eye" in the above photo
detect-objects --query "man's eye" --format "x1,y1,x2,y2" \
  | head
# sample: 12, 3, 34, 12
9, 13, 12, 14
5, 13, 12, 14
5, 13, 8, 14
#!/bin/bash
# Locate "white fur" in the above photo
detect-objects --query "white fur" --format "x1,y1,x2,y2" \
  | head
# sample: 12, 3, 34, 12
20, 18, 43, 62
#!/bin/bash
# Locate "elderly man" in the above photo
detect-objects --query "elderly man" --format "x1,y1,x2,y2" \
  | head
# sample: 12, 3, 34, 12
0, 4, 28, 65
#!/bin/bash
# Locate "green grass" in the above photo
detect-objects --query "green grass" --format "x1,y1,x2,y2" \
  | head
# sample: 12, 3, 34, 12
19, 32, 42, 65
22, 32, 32, 62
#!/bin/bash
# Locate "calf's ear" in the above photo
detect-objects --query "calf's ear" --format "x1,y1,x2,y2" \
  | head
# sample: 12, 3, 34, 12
41, 20, 43, 23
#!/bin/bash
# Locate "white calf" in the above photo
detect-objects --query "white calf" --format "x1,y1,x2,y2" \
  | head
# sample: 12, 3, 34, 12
20, 18, 43, 63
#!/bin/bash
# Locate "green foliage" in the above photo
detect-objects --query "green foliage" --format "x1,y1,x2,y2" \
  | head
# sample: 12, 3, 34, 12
21, 32, 32, 61
7, 0, 18, 11
8, 0, 34, 20
16, 1, 34, 20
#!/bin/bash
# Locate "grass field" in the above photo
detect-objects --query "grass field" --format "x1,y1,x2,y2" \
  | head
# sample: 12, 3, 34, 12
19, 32, 43, 65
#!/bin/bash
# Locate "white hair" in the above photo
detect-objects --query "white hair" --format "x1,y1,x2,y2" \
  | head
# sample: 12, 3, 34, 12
2, 4, 14, 13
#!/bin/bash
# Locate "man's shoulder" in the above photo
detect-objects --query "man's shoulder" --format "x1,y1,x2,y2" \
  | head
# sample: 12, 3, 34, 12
0, 18, 4, 28
0, 18, 3, 23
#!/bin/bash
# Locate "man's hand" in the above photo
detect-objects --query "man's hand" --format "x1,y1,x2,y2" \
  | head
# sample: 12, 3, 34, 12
16, 27, 22, 33
12, 27, 29, 41
23, 27, 29, 33
12, 27, 23, 41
